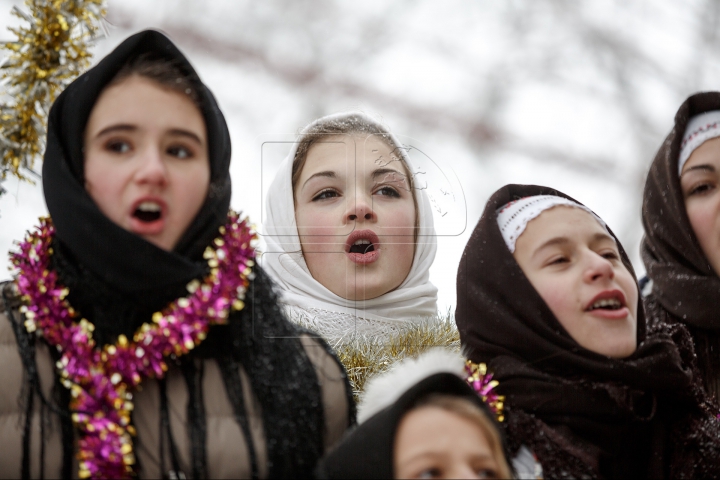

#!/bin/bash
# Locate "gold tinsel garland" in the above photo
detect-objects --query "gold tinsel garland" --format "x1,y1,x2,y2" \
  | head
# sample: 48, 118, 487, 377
328, 314, 461, 401
0, 0, 106, 182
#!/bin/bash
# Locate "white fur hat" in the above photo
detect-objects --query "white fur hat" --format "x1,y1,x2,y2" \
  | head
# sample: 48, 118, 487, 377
357, 348, 466, 423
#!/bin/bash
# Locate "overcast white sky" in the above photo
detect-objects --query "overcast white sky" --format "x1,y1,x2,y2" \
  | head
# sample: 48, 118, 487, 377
2, 0, 720, 312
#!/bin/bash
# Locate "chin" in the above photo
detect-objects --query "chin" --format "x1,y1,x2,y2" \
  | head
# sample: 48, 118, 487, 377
339, 282, 393, 301
600, 341, 637, 359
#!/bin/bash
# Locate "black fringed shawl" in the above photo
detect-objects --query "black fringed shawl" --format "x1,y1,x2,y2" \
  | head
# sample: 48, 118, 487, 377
8, 30, 351, 478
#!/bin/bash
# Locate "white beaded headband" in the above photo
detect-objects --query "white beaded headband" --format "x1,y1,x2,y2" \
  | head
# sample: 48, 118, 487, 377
679, 110, 720, 175
497, 195, 609, 253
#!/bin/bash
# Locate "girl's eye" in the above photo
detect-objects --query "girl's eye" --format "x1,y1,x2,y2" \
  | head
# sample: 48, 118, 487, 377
688, 182, 716, 197
312, 189, 339, 201
107, 140, 131, 154
374, 186, 400, 198
601, 251, 619, 261
548, 256, 568, 266
167, 145, 193, 159
416, 468, 441, 479
477, 468, 498, 479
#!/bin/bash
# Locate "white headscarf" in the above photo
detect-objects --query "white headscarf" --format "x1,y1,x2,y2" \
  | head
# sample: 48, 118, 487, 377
261, 112, 438, 340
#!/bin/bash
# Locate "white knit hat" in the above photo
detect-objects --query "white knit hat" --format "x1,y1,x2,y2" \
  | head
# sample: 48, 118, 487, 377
497, 195, 609, 253
679, 110, 720, 175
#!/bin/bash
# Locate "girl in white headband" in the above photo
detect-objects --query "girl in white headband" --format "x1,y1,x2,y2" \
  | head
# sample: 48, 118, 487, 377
642, 92, 720, 399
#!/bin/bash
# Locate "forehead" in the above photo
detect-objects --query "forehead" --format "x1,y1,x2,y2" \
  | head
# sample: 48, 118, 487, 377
520, 206, 609, 247
87, 76, 205, 133
301, 134, 403, 176
685, 136, 720, 170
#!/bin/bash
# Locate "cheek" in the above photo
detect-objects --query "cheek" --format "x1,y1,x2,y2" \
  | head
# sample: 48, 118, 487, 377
84, 156, 128, 221
172, 163, 210, 223
380, 202, 416, 264
536, 282, 575, 319
686, 201, 715, 247
617, 268, 639, 324
295, 207, 340, 245
531, 275, 583, 335
378, 200, 416, 235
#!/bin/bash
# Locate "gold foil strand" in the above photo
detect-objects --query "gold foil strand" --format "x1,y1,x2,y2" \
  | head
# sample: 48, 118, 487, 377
0, 0, 106, 182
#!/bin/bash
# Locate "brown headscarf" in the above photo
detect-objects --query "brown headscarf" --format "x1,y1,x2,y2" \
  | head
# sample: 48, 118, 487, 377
456, 184, 720, 478
641, 91, 720, 396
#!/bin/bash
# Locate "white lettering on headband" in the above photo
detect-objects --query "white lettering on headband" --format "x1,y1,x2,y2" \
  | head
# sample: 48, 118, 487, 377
497, 195, 610, 253
679, 110, 720, 176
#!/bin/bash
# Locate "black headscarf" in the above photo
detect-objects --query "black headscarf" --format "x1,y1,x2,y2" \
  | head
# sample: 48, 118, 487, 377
21, 30, 348, 477
43, 29, 231, 293
316, 373, 510, 479
455, 184, 719, 478
641, 91, 720, 396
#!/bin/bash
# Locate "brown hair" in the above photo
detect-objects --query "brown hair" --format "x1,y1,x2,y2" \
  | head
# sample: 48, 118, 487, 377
413, 395, 512, 479
109, 53, 203, 110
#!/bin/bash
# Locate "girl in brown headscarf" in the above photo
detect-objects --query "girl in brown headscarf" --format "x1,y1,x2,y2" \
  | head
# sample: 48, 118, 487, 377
642, 92, 720, 399
456, 184, 720, 478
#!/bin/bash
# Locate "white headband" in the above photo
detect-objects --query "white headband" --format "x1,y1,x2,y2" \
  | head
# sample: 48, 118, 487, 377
679, 110, 720, 175
497, 195, 609, 253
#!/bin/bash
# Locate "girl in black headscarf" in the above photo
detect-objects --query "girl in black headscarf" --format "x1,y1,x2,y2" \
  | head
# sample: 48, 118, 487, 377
642, 91, 720, 400
0, 30, 352, 478
316, 349, 512, 479
456, 184, 720, 478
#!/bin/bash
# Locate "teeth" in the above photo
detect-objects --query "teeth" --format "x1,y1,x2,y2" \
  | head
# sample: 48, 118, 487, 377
353, 239, 371, 245
590, 298, 622, 310
137, 202, 161, 212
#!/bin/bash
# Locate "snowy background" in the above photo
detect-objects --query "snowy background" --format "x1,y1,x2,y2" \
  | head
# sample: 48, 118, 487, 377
2, 0, 720, 312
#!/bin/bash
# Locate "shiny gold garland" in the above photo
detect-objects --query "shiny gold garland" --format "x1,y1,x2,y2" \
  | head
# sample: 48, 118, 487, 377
329, 314, 461, 401
0, 0, 105, 182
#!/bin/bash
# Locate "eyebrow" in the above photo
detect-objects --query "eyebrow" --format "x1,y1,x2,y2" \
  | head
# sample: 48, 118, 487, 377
532, 232, 614, 258
167, 128, 204, 145
94, 124, 204, 145
95, 124, 136, 138
302, 170, 337, 190
532, 236, 569, 258
682, 164, 716, 176
300, 167, 407, 191
372, 167, 406, 180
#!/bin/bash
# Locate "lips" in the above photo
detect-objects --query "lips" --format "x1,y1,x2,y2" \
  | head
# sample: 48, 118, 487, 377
585, 289, 630, 320
129, 197, 167, 236
345, 229, 381, 265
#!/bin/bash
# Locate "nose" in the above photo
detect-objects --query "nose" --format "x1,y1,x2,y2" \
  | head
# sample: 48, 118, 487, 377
346, 195, 376, 222
583, 252, 615, 283
133, 145, 168, 186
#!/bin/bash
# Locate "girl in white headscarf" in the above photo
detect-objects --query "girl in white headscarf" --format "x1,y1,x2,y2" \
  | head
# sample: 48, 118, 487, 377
262, 112, 439, 343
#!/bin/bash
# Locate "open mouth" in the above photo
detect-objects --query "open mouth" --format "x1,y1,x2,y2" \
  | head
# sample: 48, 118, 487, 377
585, 290, 627, 312
133, 201, 163, 223
345, 229, 381, 264
587, 298, 623, 311
349, 239, 375, 254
